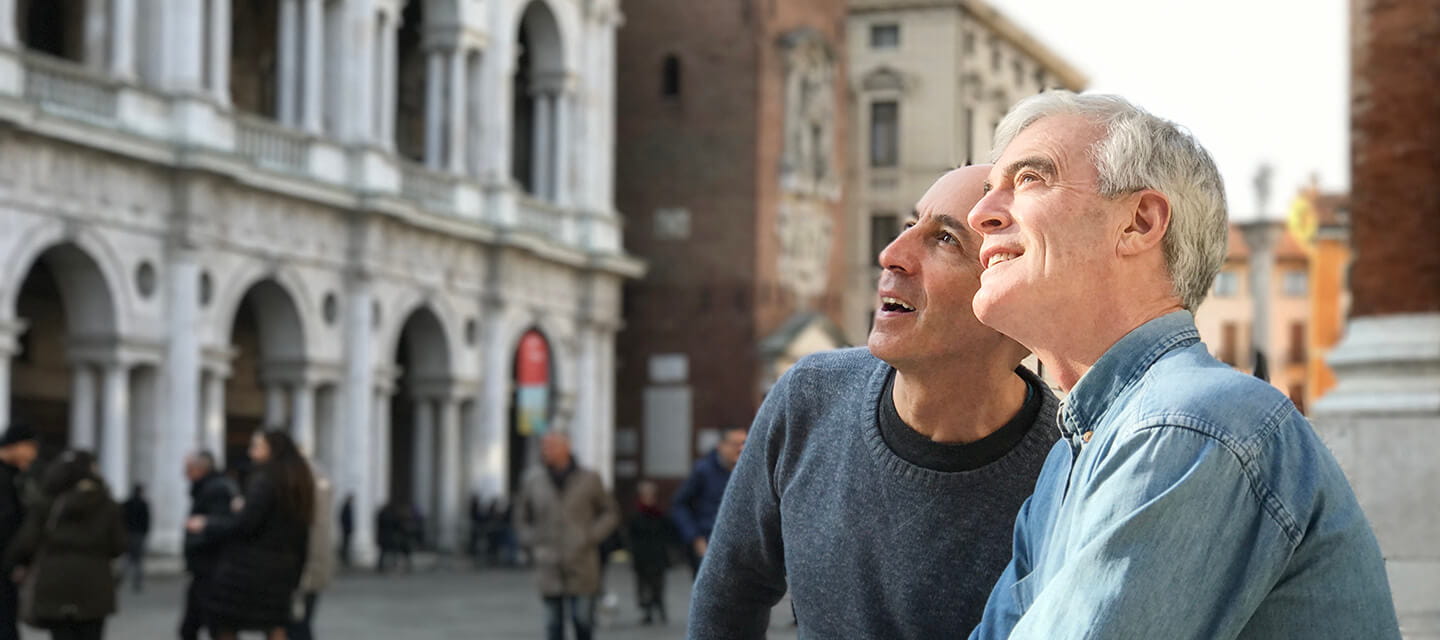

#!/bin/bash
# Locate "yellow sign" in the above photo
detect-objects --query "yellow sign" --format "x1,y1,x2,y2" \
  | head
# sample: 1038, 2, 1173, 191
1287, 196, 1318, 250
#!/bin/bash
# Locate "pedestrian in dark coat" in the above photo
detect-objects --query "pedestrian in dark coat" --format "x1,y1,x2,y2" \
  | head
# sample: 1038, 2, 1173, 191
188, 430, 313, 640
671, 426, 746, 577
120, 484, 149, 593
179, 451, 237, 640
337, 493, 353, 568
4, 449, 126, 640
0, 423, 39, 640
628, 481, 673, 625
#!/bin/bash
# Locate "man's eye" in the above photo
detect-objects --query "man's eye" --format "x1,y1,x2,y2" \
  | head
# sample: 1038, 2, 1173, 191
1017, 172, 1040, 185
903, 221, 917, 230
938, 231, 956, 245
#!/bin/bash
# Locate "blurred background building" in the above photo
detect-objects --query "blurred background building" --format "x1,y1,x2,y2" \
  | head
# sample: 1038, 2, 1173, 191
612, 0, 850, 499
842, 0, 1084, 344
1192, 187, 1350, 415
0, 0, 639, 563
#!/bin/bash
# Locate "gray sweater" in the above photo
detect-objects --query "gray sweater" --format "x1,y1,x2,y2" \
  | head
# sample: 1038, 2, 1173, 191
688, 348, 1060, 639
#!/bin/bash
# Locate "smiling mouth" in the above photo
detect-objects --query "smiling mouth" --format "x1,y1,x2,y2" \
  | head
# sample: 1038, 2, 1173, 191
986, 252, 1021, 269
880, 297, 915, 313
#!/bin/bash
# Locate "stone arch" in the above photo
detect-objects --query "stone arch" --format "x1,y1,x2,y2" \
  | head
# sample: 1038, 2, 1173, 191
1, 224, 131, 336
7, 240, 123, 458
386, 302, 457, 544
510, 0, 568, 197
221, 277, 310, 465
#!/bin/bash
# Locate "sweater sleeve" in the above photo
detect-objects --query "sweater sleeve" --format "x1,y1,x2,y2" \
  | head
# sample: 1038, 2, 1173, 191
686, 374, 791, 639
203, 471, 274, 542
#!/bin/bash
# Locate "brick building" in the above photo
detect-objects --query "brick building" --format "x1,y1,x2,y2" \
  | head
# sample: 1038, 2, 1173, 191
613, 0, 850, 494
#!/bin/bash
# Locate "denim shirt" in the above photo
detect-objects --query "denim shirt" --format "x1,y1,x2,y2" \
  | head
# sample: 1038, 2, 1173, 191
970, 311, 1400, 640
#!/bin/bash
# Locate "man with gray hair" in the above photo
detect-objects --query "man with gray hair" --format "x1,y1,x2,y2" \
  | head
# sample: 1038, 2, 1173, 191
964, 91, 1400, 639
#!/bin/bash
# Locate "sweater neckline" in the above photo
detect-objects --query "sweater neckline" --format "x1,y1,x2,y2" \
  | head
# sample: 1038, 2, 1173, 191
858, 356, 1060, 490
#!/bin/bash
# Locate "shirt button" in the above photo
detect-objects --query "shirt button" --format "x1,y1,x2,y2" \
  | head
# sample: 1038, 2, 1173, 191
1082, 431, 1094, 443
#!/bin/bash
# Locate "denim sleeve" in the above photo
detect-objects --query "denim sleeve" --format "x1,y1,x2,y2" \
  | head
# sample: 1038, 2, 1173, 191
686, 376, 790, 640
1009, 426, 1292, 640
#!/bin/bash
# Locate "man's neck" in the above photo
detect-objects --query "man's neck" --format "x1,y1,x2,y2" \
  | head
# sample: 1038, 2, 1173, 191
1036, 301, 1185, 391
892, 358, 1028, 444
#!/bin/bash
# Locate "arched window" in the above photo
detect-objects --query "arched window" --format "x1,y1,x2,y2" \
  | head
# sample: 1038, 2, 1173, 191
661, 54, 681, 98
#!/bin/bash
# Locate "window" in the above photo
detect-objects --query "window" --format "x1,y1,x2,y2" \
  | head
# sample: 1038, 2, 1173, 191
870, 24, 900, 49
870, 101, 899, 168
870, 214, 901, 260
661, 54, 681, 98
963, 106, 975, 166
962, 30, 975, 54
1283, 270, 1308, 297
1219, 322, 1239, 365
1289, 321, 1307, 365
1213, 270, 1239, 297
990, 38, 1001, 70
1288, 385, 1306, 415
1034, 69, 1047, 91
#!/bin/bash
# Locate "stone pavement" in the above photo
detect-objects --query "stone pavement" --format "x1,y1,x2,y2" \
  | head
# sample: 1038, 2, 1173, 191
28, 560, 798, 640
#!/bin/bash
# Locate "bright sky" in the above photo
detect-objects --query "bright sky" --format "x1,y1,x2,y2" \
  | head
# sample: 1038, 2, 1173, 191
992, 0, 1348, 222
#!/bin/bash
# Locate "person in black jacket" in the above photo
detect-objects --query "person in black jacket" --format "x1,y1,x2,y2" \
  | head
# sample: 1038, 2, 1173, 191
187, 431, 314, 640
5, 449, 126, 640
0, 424, 39, 640
628, 481, 673, 625
178, 451, 236, 640
120, 484, 149, 593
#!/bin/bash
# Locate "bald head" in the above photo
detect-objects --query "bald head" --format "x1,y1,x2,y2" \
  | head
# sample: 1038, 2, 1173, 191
915, 165, 990, 230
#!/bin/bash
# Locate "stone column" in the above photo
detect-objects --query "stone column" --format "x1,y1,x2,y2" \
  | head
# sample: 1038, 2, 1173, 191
377, 17, 398, 147
0, 320, 19, 428
265, 384, 289, 427
466, 52, 484, 177
278, 0, 301, 125
479, 312, 512, 498
110, 0, 138, 79
424, 49, 446, 168
530, 92, 553, 200
301, 0, 324, 133
0, 0, 15, 48
479, 35, 513, 186
99, 361, 130, 489
69, 363, 98, 450
552, 91, 570, 206
152, 252, 201, 555
208, 0, 231, 103
446, 49, 467, 173
83, 0, 107, 71
291, 381, 316, 456
339, 285, 376, 563
201, 369, 226, 465
371, 387, 392, 505
436, 397, 461, 550
594, 325, 617, 486
1311, 2, 1440, 637
412, 398, 436, 538
1239, 221, 1280, 372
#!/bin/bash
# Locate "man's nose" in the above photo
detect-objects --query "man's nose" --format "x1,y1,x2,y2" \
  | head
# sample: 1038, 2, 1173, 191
877, 225, 916, 271
967, 191, 1012, 235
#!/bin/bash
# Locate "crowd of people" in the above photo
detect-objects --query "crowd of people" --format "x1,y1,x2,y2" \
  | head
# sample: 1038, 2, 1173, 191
0, 425, 333, 640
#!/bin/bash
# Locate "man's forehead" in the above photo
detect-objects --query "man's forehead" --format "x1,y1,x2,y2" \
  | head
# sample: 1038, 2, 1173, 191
995, 114, 1102, 167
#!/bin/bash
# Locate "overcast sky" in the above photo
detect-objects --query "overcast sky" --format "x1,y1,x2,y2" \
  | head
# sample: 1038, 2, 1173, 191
992, 0, 1348, 221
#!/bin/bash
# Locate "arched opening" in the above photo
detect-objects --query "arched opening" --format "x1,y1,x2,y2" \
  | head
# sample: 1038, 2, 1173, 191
511, 1, 564, 197
9, 244, 118, 464
16, 0, 85, 63
388, 306, 451, 547
507, 328, 554, 494
230, 0, 280, 118
394, 0, 426, 162
662, 54, 681, 98
223, 280, 306, 476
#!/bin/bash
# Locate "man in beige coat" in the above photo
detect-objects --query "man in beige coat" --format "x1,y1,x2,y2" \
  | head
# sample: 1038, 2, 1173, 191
515, 432, 620, 640
287, 464, 334, 640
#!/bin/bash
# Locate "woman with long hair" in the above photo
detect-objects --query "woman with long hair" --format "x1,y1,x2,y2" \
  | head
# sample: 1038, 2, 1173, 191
4, 449, 126, 640
187, 430, 314, 640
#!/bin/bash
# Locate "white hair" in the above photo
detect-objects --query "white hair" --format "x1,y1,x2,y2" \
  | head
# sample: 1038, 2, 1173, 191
990, 91, 1229, 311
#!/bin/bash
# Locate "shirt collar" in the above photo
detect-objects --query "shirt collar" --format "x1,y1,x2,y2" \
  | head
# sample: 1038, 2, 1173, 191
1060, 310, 1201, 438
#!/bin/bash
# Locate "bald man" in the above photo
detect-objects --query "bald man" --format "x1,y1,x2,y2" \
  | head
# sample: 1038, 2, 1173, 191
688, 166, 1061, 639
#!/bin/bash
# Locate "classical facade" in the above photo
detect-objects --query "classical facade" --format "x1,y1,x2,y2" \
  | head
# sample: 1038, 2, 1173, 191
842, 0, 1084, 342
0, 0, 640, 561
612, 0, 850, 498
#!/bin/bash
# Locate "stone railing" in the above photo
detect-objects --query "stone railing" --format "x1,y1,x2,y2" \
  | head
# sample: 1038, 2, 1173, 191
22, 54, 118, 124
516, 194, 566, 238
235, 115, 309, 173
399, 161, 457, 212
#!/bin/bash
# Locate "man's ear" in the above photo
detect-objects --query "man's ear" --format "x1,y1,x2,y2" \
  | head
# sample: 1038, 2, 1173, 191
1118, 190, 1171, 257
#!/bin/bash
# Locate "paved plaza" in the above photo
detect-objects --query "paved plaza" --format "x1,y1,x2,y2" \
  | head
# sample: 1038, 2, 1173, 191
26, 560, 797, 640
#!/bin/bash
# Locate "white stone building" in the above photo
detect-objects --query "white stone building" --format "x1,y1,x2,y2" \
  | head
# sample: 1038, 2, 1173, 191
0, 0, 639, 561
843, 0, 1084, 343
